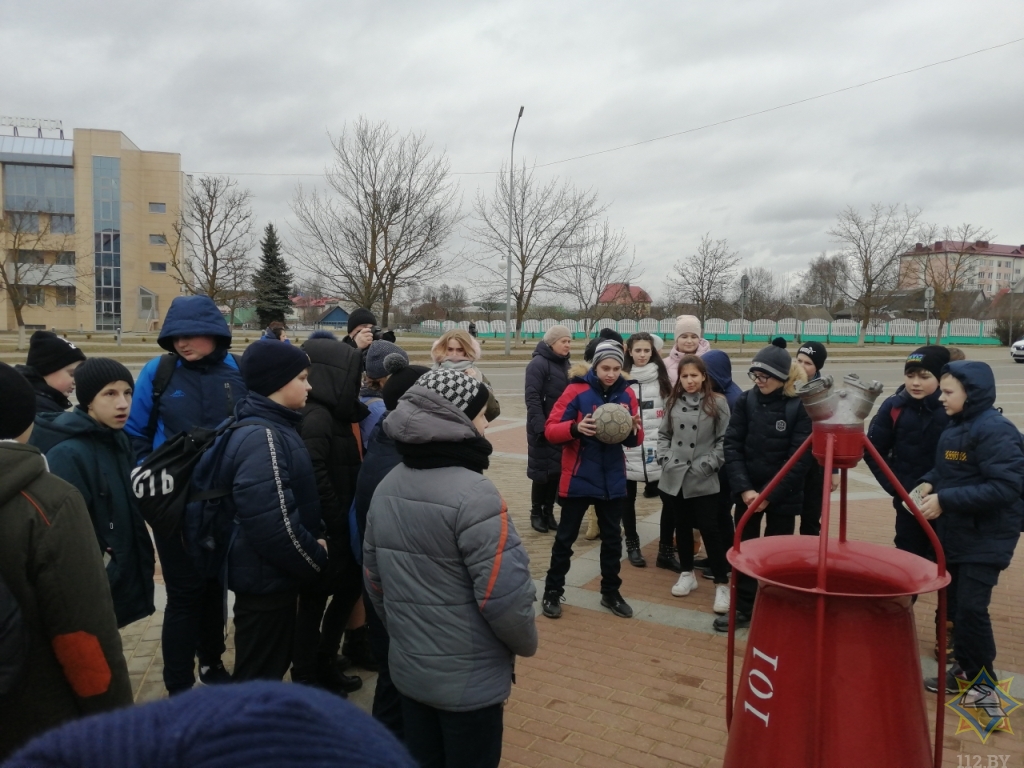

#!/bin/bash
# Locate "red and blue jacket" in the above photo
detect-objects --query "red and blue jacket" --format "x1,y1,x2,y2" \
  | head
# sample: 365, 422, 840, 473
544, 368, 642, 500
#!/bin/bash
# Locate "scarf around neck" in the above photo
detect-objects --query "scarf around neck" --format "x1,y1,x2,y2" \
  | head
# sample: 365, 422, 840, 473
396, 436, 492, 473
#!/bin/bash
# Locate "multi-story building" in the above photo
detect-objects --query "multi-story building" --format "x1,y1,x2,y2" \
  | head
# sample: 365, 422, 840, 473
1, 121, 185, 332
900, 240, 1024, 295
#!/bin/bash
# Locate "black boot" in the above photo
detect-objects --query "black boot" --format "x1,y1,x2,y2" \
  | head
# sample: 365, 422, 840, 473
656, 544, 682, 573
316, 651, 362, 696
530, 505, 548, 533
342, 625, 379, 672
625, 535, 646, 567
543, 505, 558, 532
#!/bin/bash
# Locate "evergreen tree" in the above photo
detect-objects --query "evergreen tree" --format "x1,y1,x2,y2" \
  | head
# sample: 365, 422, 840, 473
253, 223, 294, 327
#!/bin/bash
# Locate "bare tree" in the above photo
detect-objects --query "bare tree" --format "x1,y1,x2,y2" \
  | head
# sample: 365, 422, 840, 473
0, 212, 82, 348
904, 223, 988, 339
291, 118, 460, 326
667, 233, 740, 325
559, 220, 638, 334
166, 175, 256, 324
469, 161, 604, 339
828, 203, 925, 343
424, 283, 468, 320
735, 267, 787, 320
797, 253, 846, 311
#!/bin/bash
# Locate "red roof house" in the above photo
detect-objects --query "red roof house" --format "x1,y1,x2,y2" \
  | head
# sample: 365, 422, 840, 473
598, 283, 652, 306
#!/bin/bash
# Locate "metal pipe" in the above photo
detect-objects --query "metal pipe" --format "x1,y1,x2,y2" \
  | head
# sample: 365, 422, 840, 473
505, 106, 524, 358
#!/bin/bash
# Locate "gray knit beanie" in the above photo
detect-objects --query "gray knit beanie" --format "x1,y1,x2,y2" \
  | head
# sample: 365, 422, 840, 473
365, 341, 407, 380
750, 344, 792, 382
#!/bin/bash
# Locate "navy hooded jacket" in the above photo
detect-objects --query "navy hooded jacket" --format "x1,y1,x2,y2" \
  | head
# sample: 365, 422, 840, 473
126, 296, 247, 461
921, 361, 1024, 568
544, 368, 641, 500
865, 385, 949, 498
193, 393, 329, 595
703, 350, 742, 411
524, 341, 571, 481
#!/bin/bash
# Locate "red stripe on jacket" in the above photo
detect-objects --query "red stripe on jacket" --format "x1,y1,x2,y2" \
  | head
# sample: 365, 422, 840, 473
479, 498, 510, 610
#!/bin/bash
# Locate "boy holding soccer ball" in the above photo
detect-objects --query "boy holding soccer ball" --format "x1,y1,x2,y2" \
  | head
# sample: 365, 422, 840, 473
541, 341, 642, 620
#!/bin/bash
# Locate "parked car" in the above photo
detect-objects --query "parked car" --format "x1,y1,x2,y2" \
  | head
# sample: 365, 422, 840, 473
1012, 337, 1024, 363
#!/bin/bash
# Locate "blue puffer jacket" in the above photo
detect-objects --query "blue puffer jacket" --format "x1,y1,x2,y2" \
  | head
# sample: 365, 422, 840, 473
866, 386, 949, 498
202, 394, 329, 595
545, 368, 641, 500
125, 296, 247, 461
921, 361, 1024, 568
352, 414, 402, 552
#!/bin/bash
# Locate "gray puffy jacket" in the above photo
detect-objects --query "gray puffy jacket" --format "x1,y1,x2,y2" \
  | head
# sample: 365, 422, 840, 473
657, 391, 730, 498
364, 387, 538, 712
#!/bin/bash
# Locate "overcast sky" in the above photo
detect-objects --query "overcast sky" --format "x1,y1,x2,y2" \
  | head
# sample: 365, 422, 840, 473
3, 0, 1023, 303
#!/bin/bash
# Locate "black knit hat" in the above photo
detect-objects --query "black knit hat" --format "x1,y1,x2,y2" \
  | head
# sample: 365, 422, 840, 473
347, 308, 377, 335
750, 344, 792, 382
26, 331, 86, 376
414, 369, 490, 420
242, 341, 311, 398
75, 358, 135, 407
0, 362, 36, 439
771, 337, 788, 349
905, 345, 950, 380
797, 341, 828, 373
382, 363, 430, 411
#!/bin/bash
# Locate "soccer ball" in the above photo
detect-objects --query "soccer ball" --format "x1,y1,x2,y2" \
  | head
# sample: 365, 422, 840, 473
591, 403, 633, 444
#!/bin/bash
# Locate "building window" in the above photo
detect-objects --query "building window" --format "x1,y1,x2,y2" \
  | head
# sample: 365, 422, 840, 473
56, 286, 76, 306
50, 214, 75, 234
6, 212, 39, 233
139, 287, 158, 318
150, 262, 167, 272
56, 251, 75, 266
2, 165, 74, 214
17, 286, 44, 306
149, 202, 166, 214
15, 250, 43, 264
149, 234, 167, 245
94, 157, 122, 331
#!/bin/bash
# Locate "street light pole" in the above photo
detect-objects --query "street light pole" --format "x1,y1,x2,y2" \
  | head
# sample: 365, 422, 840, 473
739, 273, 749, 355
506, 106, 524, 358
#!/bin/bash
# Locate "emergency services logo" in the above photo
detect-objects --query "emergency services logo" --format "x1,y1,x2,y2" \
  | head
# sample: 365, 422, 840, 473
945, 669, 1021, 743
775, 420, 787, 432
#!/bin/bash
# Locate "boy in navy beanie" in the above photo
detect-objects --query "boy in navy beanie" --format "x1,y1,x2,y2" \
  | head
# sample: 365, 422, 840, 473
194, 342, 329, 681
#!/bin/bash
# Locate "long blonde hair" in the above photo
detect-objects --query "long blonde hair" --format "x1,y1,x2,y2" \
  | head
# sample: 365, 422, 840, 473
431, 329, 481, 364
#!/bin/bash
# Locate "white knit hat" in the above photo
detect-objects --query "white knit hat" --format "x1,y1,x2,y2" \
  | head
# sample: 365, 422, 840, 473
675, 315, 702, 339
543, 325, 573, 345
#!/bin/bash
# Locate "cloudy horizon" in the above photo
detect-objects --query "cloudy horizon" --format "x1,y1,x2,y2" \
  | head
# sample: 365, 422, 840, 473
3, 0, 1022, 305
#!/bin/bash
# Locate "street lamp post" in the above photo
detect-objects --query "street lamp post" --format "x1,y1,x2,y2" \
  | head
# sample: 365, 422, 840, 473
506, 106, 524, 358
924, 286, 935, 344
739, 273, 749, 354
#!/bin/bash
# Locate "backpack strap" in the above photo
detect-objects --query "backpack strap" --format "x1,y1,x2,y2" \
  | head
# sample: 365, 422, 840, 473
890, 406, 903, 427
146, 353, 179, 441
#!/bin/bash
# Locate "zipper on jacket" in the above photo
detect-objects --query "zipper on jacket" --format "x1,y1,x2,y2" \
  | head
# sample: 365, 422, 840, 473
225, 382, 233, 417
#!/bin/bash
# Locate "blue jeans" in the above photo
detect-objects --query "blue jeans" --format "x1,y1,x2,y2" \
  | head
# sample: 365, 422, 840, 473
153, 530, 225, 693
400, 696, 504, 768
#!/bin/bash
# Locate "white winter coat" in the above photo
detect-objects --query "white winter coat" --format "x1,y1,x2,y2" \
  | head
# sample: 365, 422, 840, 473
624, 363, 666, 482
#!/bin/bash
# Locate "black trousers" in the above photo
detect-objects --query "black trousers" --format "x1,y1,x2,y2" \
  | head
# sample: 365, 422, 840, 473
623, 481, 640, 540
531, 475, 559, 510
715, 469, 736, 553
800, 464, 825, 536
365, 592, 403, 739
401, 695, 504, 768
733, 503, 795, 615
893, 501, 937, 560
153, 530, 226, 694
948, 563, 1001, 680
292, 545, 363, 678
545, 496, 623, 596
661, 491, 729, 582
233, 590, 298, 682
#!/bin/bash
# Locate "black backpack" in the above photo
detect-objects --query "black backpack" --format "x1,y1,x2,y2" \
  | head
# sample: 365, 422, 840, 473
0, 572, 28, 698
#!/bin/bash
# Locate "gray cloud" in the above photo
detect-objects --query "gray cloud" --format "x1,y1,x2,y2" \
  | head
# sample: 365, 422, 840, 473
2, 0, 1021, 303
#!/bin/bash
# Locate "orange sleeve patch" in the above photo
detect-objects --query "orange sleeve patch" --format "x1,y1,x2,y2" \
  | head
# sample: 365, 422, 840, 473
51, 631, 112, 698
480, 499, 509, 610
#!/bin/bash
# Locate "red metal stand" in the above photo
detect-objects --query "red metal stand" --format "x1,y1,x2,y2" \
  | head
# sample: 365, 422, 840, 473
723, 425, 949, 768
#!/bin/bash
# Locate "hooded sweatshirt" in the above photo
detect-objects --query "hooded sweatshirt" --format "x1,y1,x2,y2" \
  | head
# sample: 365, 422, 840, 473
0, 442, 132, 759
30, 409, 156, 628
921, 361, 1024, 568
702, 350, 743, 411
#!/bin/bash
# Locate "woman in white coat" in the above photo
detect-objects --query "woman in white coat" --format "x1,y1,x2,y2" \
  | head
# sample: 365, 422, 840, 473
622, 333, 672, 567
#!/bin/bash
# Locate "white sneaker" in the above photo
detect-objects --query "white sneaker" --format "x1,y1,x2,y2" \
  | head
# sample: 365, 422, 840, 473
713, 585, 730, 615
671, 572, 698, 597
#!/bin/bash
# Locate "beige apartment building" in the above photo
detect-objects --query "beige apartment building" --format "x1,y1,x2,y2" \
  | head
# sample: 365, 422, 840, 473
1, 124, 185, 332
900, 240, 1024, 295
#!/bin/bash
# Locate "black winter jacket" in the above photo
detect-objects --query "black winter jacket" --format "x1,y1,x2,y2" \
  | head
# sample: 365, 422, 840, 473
15, 364, 72, 413
205, 394, 329, 595
724, 366, 813, 516
921, 361, 1024, 568
524, 341, 570, 481
30, 409, 156, 628
300, 339, 369, 539
353, 412, 403, 548
865, 386, 949, 498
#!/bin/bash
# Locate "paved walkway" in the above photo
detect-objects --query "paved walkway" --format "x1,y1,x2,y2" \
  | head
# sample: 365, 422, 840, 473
118, 409, 1024, 766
